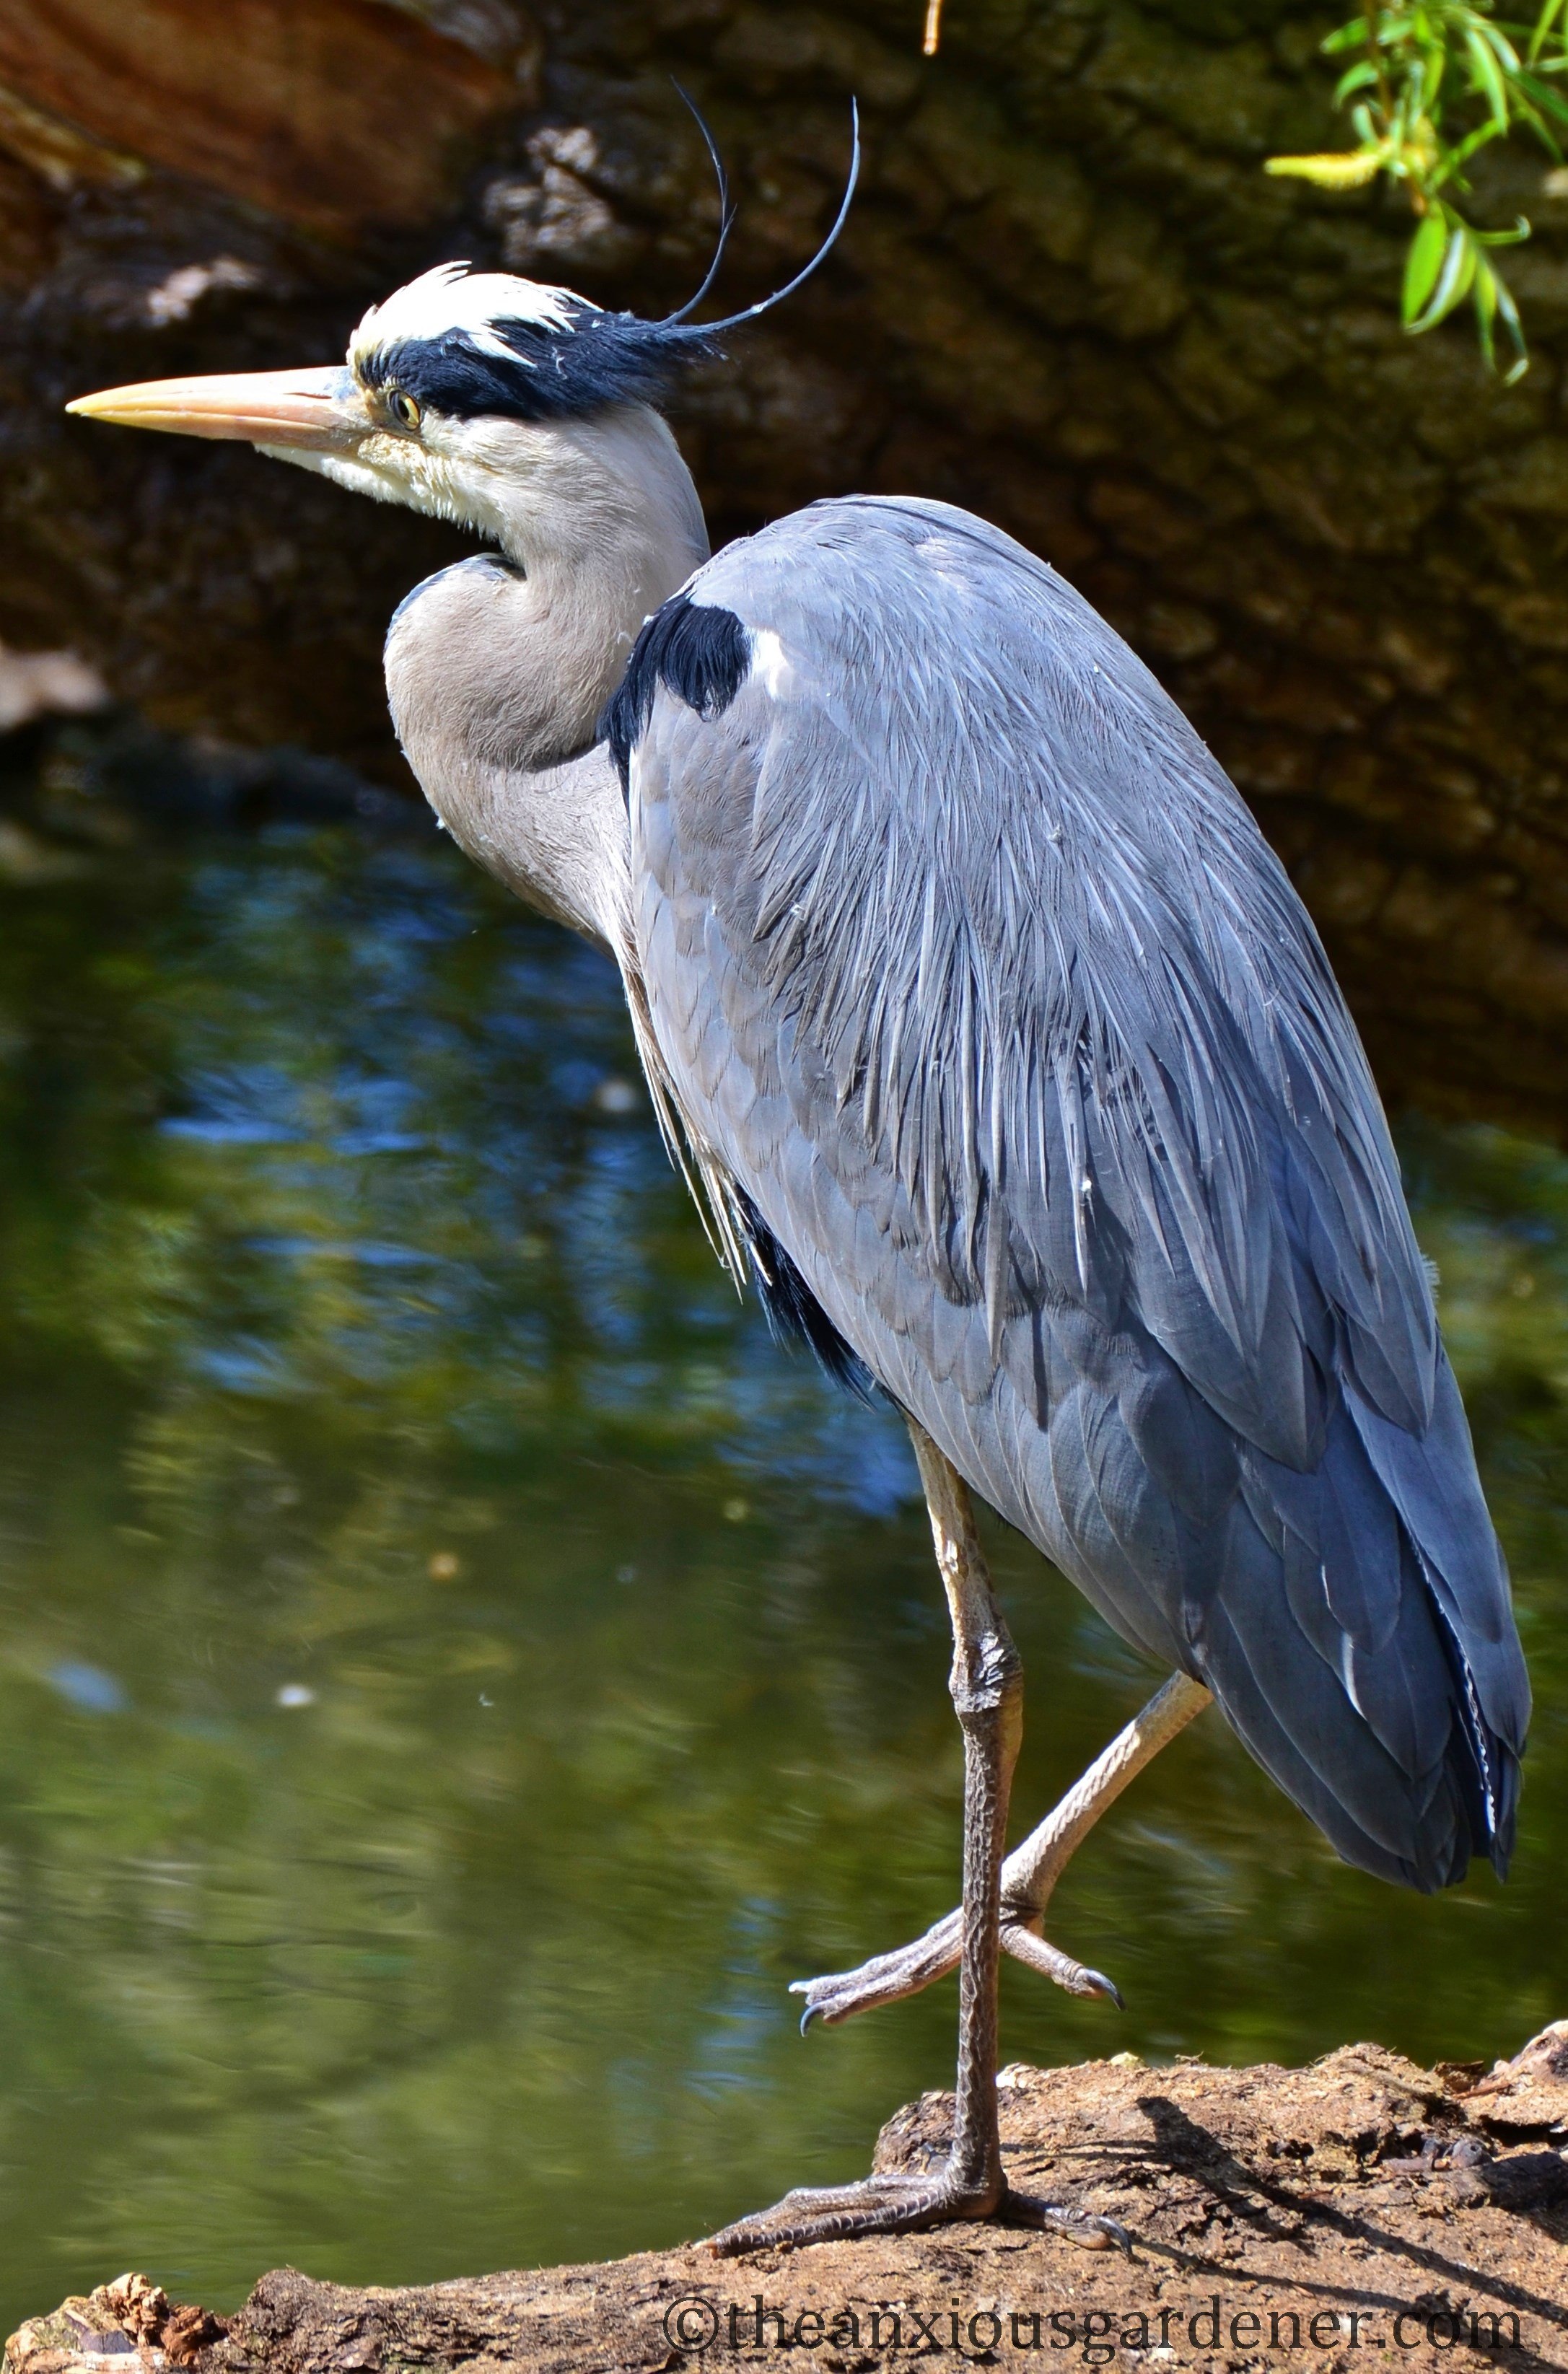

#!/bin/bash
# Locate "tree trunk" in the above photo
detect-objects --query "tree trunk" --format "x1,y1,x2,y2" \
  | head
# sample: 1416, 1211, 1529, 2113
4, 0, 1567, 1130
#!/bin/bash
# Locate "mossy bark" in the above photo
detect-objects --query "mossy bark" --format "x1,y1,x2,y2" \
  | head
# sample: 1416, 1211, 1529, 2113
4, 0, 1568, 1128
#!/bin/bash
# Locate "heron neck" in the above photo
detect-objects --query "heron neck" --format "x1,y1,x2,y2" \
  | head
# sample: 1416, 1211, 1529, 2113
384, 405, 709, 950
484, 407, 709, 748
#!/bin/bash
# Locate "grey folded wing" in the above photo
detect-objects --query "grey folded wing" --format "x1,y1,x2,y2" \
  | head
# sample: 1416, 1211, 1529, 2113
623, 493, 1529, 1890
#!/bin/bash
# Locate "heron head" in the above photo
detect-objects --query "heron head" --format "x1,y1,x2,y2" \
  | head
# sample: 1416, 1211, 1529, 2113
66, 105, 857, 560
64, 263, 733, 556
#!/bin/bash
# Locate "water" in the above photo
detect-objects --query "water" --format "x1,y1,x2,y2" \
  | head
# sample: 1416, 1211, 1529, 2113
0, 724, 1563, 2331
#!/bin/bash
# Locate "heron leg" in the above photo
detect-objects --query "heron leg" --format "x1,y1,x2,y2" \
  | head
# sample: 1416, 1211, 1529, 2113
712, 1423, 1124, 2254
791, 1670, 1214, 2030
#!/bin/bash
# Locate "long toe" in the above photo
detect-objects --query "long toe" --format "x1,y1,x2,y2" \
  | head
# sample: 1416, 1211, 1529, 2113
789, 1915, 961, 2028
709, 2169, 1002, 2255
1002, 2194, 1136, 2253
789, 1910, 1123, 2029
1002, 1920, 1125, 2007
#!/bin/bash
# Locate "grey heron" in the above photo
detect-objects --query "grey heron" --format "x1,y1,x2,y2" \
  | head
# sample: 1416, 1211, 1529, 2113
68, 152, 1530, 2254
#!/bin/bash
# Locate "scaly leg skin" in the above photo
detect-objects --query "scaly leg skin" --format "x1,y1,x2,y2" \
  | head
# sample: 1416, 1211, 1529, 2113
792, 1670, 1213, 2031
711, 1424, 1128, 2257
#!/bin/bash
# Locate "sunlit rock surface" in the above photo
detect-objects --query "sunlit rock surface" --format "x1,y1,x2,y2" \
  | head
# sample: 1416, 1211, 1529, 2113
8, 2036, 1568, 2370
2, 0, 1567, 1126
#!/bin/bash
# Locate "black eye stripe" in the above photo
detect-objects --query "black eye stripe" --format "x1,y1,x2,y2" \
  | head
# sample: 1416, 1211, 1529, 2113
359, 310, 716, 425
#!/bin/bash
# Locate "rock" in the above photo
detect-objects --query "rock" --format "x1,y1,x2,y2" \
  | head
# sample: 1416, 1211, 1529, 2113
1466, 2018, 1568, 2137
0, 641, 108, 733
88, 2277, 167, 2348
7, 2036, 1568, 2373
5, 2278, 227, 2374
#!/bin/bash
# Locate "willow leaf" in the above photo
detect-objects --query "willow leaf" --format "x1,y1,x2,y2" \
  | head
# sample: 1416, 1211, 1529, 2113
1466, 25, 1512, 123
1411, 220, 1479, 326
1403, 211, 1450, 315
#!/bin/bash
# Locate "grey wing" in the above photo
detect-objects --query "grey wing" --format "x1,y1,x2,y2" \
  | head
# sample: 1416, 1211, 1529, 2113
625, 494, 1528, 1890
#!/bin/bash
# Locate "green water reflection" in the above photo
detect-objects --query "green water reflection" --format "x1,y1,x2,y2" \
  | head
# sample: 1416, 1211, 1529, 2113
0, 727, 1562, 2328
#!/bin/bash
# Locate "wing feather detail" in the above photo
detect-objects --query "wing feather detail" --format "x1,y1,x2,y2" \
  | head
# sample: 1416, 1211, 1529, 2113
623, 493, 1528, 1888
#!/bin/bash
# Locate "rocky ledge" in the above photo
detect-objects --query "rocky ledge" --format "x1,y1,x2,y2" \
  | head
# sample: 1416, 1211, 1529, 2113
8, 2025, 1567, 2373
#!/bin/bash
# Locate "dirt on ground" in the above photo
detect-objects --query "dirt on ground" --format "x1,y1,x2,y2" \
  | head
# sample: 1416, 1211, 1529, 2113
9, 2028, 1567, 2374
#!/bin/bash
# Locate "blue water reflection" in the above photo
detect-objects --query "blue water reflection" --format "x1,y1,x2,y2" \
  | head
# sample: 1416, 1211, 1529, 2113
0, 736, 1561, 2329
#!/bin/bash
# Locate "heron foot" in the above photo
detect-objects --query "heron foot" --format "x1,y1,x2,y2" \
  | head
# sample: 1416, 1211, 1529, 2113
708, 2168, 999, 2255
791, 1909, 1122, 2030
709, 2171, 1132, 2256
792, 1674, 1209, 2032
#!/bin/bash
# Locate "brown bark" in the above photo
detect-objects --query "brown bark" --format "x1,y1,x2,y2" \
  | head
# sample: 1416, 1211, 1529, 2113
7, 2035, 1568, 2372
0, 3, 523, 235
2, 0, 1567, 1129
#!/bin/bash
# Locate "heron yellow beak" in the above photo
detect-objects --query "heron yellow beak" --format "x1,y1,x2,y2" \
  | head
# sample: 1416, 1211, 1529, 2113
66, 364, 373, 451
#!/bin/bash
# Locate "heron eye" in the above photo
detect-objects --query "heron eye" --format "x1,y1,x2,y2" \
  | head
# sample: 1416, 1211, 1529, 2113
385, 387, 421, 431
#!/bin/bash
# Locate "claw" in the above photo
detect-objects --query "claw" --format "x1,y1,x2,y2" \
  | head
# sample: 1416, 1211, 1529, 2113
1005, 2196, 1136, 2253
789, 1914, 964, 2028
999, 1919, 1124, 2008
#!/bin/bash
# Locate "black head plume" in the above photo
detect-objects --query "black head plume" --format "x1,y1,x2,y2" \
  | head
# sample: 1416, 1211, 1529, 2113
347, 102, 860, 426
658, 97, 860, 346
660, 81, 737, 327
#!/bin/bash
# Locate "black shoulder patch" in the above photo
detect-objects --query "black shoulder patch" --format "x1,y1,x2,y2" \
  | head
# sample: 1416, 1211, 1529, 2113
600, 592, 750, 794
734, 1188, 880, 1406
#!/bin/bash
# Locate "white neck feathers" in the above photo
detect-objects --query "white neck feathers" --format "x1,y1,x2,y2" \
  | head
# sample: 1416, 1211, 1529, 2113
382, 403, 709, 952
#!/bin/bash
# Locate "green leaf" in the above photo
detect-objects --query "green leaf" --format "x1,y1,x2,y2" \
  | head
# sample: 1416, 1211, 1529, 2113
1333, 57, 1383, 100
1529, 0, 1566, 61
1515, 69, 1568, 130
1279, 0, 1546, 365
1507, 94, 1564, 159
1490, 266, 1530, 375
1467, 26, 1512, 125
1409, 218, 1479, 328
1472, 253, 1504, 367
1474, 252, 1499, 323
1516, 66, 1568, 105
1403, 211, 1450, 315
1476, 21, 1523, 73
1445, 117, 1507, 167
